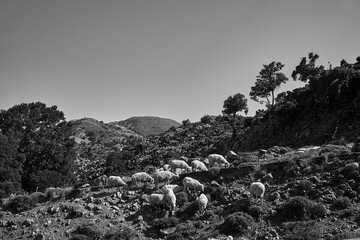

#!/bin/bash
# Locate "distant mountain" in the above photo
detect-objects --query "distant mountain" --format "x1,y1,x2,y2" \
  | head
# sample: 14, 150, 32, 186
111, 116, 181, 137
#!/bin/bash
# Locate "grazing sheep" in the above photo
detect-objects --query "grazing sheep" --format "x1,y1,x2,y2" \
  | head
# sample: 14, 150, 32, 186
197, 193, 208, 215
182, 177, 204, 193
131, 172, 154, 187
106, 176, 127, 187
207, 154, 230, 168
162, 184, 183, 194
152, 171, 179, 188
162, 187, 176, 213
169, 160, 192, 174
249, 182, 266, 205
147, 193, 165, 211
191, 160, 208, 172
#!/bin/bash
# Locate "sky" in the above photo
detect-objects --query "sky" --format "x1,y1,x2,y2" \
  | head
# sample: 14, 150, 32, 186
1, 0, 359, 123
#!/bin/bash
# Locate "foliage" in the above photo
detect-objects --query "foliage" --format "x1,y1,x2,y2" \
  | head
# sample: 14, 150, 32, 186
219, 212, 254, 235
0, 133, 25, 197
200, 115, 212, 124
332, 196, 352, 210
152, 217, 179, 229
104, 150, 141, 176
250, 61, 289, 108
4, 195, 37, 214
222, 93, 248, 138
280, 196, 326, 221
0, 102, 77, 192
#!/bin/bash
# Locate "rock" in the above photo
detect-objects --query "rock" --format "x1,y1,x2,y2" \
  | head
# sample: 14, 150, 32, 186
33, 233, 45, 240
261, 173, 273, 182
22, 218, 35, 226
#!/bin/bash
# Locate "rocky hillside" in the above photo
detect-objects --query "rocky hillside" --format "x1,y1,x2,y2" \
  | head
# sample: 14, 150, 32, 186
2, 144, 360, 240
112, 116, 181, 137
70, 118, 145, 182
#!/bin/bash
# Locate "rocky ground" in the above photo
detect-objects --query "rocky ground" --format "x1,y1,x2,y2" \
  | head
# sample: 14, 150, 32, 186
2, 144, 360, 240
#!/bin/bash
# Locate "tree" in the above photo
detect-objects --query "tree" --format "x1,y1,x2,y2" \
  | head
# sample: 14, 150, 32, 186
222, 93, 248, 138
250, 61, 289, 108
0, 133, 25, 197
0, 102, 77, 192
291, 52, 325, 82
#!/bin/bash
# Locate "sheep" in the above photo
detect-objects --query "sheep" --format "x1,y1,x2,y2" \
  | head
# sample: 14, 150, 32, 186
106, 176, 127, 187
162, 184, 183, 194
249, 181, 266, 205
207, 154, 230, 168
182, 177, 204, 193
131, 172, 154, 187
169, 159, 192, 174
197, 193, 208, 215
147, 193, 165, 211
191, 160, 208, 172
152, 170, 179, 188
162, 187, 176, 213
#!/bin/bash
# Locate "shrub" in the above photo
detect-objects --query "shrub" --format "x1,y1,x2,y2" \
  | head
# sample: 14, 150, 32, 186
220, 212, 254, 235
281, 221, 322, 240
152, 217, 179, 229
280, 196, 326, 221
70, 235, 93, 240
248, 205, 264, 219
176, 191, 188, 206
200, 115, 212, 124
4, 195, 37, 214
332, 196, 352, 210
167, 222, 197, 240
103, 225, 141, 240
72, 223, 101, 240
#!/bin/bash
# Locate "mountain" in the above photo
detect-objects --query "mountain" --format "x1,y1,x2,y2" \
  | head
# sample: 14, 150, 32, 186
111, 116, 181, 137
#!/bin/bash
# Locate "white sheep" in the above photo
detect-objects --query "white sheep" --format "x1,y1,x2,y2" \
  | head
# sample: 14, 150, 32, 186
152, 170, 179, 188
131, 172, 154, 187
106, 176, 127, 187
197, 193, 208, 215
162, 184, 183, 194
182, 177, 204, 193
207, 154, 230, 168
249, 181, 265, 205
147, 193, 165, 210
191, 160, 208, 172
169, 159, 192, 174
162, 187, 176, 213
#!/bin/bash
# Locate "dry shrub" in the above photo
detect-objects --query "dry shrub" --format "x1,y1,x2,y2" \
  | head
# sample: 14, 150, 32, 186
219, 212, 254, 235
4, 195, 37, 214
72, 223, 101, 240
281, 220, 322, 240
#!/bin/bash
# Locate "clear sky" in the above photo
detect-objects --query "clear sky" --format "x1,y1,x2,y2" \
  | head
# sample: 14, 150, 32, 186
1, 0, 359, 123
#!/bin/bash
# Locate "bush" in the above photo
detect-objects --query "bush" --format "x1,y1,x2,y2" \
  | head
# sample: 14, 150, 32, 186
167, 222, 198, 240
281, 221, 322, 240
200, 115, 212, 124
220, 212, 254, 235
280, 196, 326, 221
152, 217, 179, 229
103, 225, 141, 240
248, 205, 264, 219
332, 196, 352, 210
4, 195, 37, 214
72, 223, 101, 240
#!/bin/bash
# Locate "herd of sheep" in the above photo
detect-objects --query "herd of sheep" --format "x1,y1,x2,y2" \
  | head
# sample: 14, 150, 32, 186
95, 153, 266, 216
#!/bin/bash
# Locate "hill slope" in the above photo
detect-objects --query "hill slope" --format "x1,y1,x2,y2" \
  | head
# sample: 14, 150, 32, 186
112, 116, 181, 137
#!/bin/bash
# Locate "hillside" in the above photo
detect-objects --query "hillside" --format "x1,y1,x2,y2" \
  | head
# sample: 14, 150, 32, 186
70, 118, 145, 182
112, 116, 181, 137
3, 145, 360, 240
